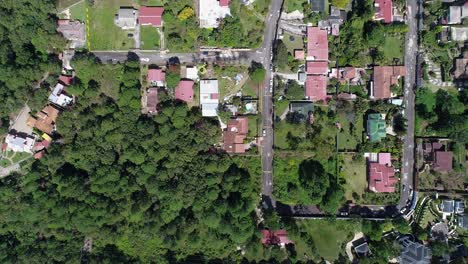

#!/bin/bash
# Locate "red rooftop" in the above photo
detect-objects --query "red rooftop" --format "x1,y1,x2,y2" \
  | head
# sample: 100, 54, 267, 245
368, 153, 398, 193
261, 230, 293, 246
175, 80, 194, 103
374, 0, 393, 23
307, 61, 329, 75
372, 66, 405, 99
139, 7, 164, 27
305, 75, 327, 102
223, 117, 248, 153
307, 27, 328, 61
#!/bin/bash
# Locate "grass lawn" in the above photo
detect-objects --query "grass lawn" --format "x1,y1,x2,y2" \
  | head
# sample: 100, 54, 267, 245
293, 219, 360, 262
11, 152, 31, 163
382, 35, 404, 64
88, 0, 136, 50
340, 154, 367, 202
284, 0, 308, 12
274, 99, 289, 117
69, 0, 87, 22
336, 110, 363, 150
140, 26, 160, 50
242, 79, 259, 97
247, 115, 260, 138
274, 121, 305, 150
0, 158, 11, 168
282, 33, 304, 54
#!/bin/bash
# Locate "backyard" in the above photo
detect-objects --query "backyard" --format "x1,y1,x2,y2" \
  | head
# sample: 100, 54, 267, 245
140, 26, 160, 50
336, 109, 364, 151
381, 35, 404, 64
339, 154, 367, 203
69, 1, 86, 22
0, 151, 31, 168
284, 0, 308, 12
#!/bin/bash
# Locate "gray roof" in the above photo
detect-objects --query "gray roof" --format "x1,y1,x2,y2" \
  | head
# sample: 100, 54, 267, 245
289, 101, 314, 114
400, 241, 431, 264
455, 201, 465, 214
441, 200, 455, 213
459, 215, 468, 229
309, 0, 325, 12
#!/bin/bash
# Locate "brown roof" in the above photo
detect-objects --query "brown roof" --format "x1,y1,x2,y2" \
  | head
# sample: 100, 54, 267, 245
41, 106, 60, 122
434, 151, 453, 172
31, 105, 61, 135
146, 88, 158, 113
373, 66, 406, 99
453, 51, 468, 79
223, 117, 248, 153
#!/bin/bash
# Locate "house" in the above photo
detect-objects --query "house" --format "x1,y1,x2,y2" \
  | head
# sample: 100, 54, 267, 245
440, 200, 455, 219
330, 67, 364, 84
200, 79, 219, 117
289, 101, 314, 115
368, 153, 397, 193
455, 201, 465, 214
309, 0, 326, 12
57, 19, 86, 48
114, 8, 138, 29
147, 69, 166, 87
318, 6, 347, 36
306, 27, 328, 61
451, 27, 468, 42
175, 80, 195, 103
185, 66, 199, 80
4, 134, 35, 153
434, 151, 453, 172
146, 88, 158, 114
352, 237, 370, 257
294, 49, 305, 60
459, 215, 468, 229
27, 105, 60, 135
448, 6, 462, 24
49, 83, 73, 107
223, 117, 248, 153
305, 75, 327, 102
139, 7, 164, 27
399, 240, 431, 264
374, 0, 393, 23
306, 61, 329, 75
367, 113, 386, 142
453, 51, 468, 80
58, 75, 74, 86
199, 0, 231, 28
371, 66, 405, 99
261, 230, 293, 247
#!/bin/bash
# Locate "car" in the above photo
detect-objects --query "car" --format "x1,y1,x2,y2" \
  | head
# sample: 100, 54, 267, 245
269, 86, 273, 93
262, 129, 266, 137
139, 58, 149, 62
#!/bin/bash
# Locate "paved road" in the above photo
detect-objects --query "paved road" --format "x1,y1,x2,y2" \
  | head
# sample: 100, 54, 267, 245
397, 0, 421, 212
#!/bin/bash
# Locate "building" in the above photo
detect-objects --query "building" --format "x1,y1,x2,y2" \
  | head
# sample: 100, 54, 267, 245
455, 201, 465, 214
49, 83, 73, 107
199, 0, 231, 28
448, 6, 462, 24
352, 237, 370, 257
399, 240, 431, 264
367, 113, 386, 142
139, 7, 164, 27
289, 101, 314, 115
374, 0, 393, 23
261, 230, 293, 247
175, 80, 194, 103
423, 141, 453, 172
146, 88, 158, 114
185, 66, 199, 80
147, 69, 166, 87
200, 79, 219, 117
309, 0, 326, 12
114, 8, 138, 29
453, 51, 468, 80
368, 153, 397, 193
306, 61, 329, 75
57, 19, 86, 48
330, 67, 364, 85
451, 27, 468, 42
305, 75, 327, 102
318, 6, 347, 36
223, 117, 248, 153
459, 215, 468, 229
371, 66, 405, 99
294, 49, 305, 60
27, 105, 60, 135
306, 27, 328, 61
4, 134, 35, 153
58, 75, 74, 86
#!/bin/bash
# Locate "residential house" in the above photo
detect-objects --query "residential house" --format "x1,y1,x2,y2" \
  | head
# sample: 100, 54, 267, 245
399, 240, 431, 264
147, 69, 166, 87
223, 117, 248, 153
305, 27, 329, 102
448, 6, 462, 24
57, 19, 86, 48
309, 0, 326, 12
185, 66, 199, 80
27, 105, 60, 135
374, 0, 393, 23
368, 152, 397, 193
33, 140, 51, 160
4, 134, 35, 153
59, 75, 74, 86
459, 215, 468, 229
261, 230, 293, 247
306, 75, 327, 102
371, 66, 405, 99
367, 113, 386, 142
453, 51, 467, 82
49, 83, 73, 107
114, 8, 138, 29
306, 27, 328, 61
451, 27, 468, 42
440, 199, 455, 219
423, 141, 453, 172
455, 200, 465, 214
318, 6, 347, 36
289, 101, 314, 115
199, 0, 231, 28
175, 80, 195, 103
146, 88, 158, 114
200, 79, 219, 117
306, 61, 329, 75
294, 49, 305, 60
139, 7, 164, 27
329, 67, 364, 85
352, 237, 370, 257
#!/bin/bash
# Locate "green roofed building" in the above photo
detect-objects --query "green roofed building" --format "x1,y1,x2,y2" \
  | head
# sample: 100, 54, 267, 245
367, 113, 386, 142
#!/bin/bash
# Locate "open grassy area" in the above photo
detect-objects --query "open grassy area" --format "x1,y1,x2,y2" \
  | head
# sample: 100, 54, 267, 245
274, 121, 304, 150
140, 26, 160, 50
340, 154, 367, 202
293, 219, 360, 262
69, 0, 87, 22
382, 35, 404, 64
336, 110, 363, 151
284, 0, 308, 12
282, 33, 304, 54
88, 0, 136, 50
11, 152, 31, 163
247, 115, 260, 138
0, 158, 11, 168
274, 99, 289, 117
241, 79, 259, 98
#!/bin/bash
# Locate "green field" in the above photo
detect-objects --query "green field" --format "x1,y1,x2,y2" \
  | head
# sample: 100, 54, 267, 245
274, 99, 289, 117
69, 1, 86, 22
284, 0, 308, 12
282, 33, 304, 54
140, 26, 160, 50
88, 0, 136, 50
274, 121, 304, 150
336, 110, 363, 150
247, 115, 260, 138
382, 35, 404, 64
340, 154, 367, 202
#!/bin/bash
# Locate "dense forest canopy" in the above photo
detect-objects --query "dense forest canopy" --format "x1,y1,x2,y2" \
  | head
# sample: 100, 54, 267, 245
0, 0, 65, 126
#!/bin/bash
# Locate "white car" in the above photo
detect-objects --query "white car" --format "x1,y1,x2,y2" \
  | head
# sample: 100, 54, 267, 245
262, 129, 266, 137
139, 57, 149, 62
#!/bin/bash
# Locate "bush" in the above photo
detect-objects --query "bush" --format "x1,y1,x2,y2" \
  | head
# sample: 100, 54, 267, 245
177, 6, 195, 21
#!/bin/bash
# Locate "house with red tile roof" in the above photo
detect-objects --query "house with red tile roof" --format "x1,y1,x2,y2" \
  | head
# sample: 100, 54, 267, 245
219, 0, 230, 6
372, 66, 405, 99
294, 49, 305, 60
146, 88, 158, 114
223, 117, 248, 153
261, 230, 293, 246
175, 80, 194, 103
306, 27, 328, 61
139, 7, 164, 27
374, 0, 393, 23
306, 61, 329, 75
305, 75, 327, 102
423, 141, 453, 172
58, 75, 74, 86
148, 69, 166, 87
368, 153, 398, 193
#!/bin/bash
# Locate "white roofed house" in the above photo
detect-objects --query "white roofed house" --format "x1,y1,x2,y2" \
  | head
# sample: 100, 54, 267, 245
114, 8, 138, 29
199, 0, 231, 28
200, 79, 220, 117
4, 134, 35, 153
57, 19, 86, 48
49, 83, 73, 108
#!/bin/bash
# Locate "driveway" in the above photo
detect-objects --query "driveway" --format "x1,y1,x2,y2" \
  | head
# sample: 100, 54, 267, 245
10, 105, 33, 135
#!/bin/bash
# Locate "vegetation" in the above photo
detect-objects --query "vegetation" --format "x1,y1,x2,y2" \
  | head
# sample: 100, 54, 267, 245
0, 0, 65, 126
140, 26, 160, 50
248, 62, 266, 84
177, 6, 195, 21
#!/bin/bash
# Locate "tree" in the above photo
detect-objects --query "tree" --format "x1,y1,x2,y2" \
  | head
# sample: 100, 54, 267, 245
273, 40, 288, 70
166, 71, 181, 89
248, 62, 266, 83
331, 0, 350, 9
177, 6, 195, 20
298, 159, 331, 204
